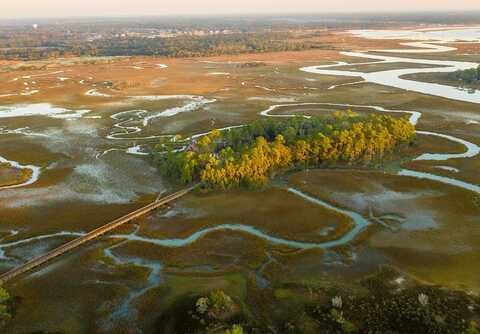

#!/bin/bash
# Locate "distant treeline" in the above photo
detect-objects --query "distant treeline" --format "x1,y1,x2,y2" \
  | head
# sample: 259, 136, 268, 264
154, 112, 415, 189
0, 32, 322, 60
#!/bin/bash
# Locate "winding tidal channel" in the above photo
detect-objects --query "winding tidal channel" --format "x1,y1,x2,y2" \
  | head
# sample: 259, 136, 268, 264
1, 29, 480, 257
1, 27, 480, 326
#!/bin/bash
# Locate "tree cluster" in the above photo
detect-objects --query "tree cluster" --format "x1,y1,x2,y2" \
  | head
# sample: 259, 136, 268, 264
190, 291, 244, 334
154, 112, 416, 189
0, 31, 318, 60
448, 65, 480, 86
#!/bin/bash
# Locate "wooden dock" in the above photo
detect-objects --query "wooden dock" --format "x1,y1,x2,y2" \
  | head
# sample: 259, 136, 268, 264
0, 186, 196, 283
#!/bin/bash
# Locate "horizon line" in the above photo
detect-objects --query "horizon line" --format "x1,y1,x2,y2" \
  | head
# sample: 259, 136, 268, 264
2, 9, 480, 21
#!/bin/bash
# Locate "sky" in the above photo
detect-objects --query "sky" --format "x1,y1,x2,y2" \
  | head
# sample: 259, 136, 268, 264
1, 0, 480, 18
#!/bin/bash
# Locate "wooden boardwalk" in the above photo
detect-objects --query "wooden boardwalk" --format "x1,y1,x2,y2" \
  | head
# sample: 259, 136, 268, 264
0, 186, 196, 283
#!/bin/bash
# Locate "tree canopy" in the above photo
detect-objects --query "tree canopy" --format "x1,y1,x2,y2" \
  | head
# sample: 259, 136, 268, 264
154, 111, 416, 189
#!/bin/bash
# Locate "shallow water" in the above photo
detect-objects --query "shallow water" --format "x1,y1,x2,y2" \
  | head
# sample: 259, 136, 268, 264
0, 103, 91, 119
349, 27, 480, 42
101, 239, 163, 332
293, 30, 480, 196
0, 186, 376, 316
301, 51, 480, 104
0, 28, 479, 331
0, 187, 373, 264
415, 131, 480, 161
301, 28, 480, 104
398, 169, 480, 194
0, 156, 40, 190
434, 165, 460, 173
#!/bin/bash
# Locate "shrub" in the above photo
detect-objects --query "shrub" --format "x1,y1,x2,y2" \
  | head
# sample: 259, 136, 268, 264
209, 290, 234, 312
225, 324, 244, 334
0, 286, 11, 328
